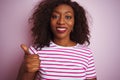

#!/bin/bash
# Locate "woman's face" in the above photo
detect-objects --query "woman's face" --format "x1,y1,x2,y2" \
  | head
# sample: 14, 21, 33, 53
50, 4, 74, 40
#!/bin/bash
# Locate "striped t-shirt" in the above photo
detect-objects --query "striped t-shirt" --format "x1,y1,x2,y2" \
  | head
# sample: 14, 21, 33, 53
29, 41, 96, 80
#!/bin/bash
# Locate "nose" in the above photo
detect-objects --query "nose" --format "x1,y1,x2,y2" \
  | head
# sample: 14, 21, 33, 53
57, 16, 65, 25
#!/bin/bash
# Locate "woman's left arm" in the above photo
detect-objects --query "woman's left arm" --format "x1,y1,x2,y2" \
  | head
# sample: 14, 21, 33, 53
86, 50, 97, 80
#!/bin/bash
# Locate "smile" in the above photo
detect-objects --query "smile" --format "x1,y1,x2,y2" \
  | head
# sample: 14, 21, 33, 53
56, 27, 67, 33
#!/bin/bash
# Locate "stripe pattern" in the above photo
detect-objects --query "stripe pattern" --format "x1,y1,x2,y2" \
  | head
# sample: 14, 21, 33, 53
29, 42, 96, 80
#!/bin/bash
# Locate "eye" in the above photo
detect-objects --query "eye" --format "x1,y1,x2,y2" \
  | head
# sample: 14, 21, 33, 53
65, 16, 72, 20
51, 15, 59, 19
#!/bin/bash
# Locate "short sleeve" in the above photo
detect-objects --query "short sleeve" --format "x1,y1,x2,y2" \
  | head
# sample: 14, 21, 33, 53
86, 52, 97, 79
28, 46, 38, 54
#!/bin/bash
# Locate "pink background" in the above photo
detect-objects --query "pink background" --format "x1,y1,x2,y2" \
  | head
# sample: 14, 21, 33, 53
0, 0, 120, 80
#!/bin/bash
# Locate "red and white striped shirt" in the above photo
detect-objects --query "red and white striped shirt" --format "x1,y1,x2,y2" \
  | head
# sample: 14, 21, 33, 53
29, 41, 96, 80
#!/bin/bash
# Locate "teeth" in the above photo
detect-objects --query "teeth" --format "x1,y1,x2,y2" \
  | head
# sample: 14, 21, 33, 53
57, 28, 66, 31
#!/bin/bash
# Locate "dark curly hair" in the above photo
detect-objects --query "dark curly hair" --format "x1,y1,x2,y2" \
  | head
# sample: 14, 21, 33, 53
29, 0, 90, 49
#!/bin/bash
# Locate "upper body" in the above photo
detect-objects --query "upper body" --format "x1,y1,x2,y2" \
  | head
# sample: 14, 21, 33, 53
17, 0, 97, 80
29, 41, 96, 80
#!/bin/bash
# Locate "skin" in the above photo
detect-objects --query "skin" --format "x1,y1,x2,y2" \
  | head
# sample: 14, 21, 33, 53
18, 4, 96, 80
17, 44, 40, 80
50, 4, 76, 47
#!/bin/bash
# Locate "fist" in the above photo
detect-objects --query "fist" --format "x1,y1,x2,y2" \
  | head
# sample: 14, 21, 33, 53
21, 44, 40, 73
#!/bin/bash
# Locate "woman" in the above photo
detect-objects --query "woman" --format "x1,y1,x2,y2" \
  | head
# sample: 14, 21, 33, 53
18, 0, 97, 80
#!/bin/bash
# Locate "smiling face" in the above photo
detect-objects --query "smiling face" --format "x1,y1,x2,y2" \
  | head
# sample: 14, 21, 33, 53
50, 4, 74, 41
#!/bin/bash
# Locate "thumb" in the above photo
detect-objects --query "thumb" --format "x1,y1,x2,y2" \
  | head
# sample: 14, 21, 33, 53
20, 44, 30, 55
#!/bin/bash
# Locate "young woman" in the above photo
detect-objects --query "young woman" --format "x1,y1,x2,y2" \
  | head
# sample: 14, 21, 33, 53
18, 0, 97, 80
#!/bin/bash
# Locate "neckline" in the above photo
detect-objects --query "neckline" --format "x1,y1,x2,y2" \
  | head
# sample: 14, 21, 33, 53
51, 41, 79, 48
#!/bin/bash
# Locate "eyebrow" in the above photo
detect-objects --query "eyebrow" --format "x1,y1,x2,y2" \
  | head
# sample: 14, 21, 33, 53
53, 10, 73, 14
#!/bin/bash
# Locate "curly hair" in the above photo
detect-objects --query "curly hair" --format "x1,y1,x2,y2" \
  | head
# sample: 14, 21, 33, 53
30, 0, 90, 49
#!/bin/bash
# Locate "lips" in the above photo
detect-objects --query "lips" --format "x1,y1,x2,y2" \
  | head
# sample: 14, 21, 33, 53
56, 27, 67, 33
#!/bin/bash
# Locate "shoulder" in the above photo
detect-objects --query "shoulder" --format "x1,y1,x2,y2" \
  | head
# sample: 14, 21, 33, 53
28, 43, 53, 53
75, 43, 92, 54
28, 45, 39, 54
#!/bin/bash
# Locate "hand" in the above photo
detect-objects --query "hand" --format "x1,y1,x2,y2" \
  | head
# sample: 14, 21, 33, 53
21, 44, 40, 73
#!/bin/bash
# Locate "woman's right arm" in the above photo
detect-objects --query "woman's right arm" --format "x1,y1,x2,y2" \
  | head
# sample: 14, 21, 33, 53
17, 44, 40, 80
17, 62, 37, 80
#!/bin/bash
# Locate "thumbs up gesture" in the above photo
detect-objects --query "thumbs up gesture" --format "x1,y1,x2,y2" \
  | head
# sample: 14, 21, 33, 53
21, 44, 40, 73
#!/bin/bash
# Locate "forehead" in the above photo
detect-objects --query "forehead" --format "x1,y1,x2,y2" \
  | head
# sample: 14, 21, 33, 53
53, 4, 74, 14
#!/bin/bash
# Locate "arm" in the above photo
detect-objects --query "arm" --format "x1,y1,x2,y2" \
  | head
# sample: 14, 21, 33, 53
21, 72, 36, 80
17, 62, 37, 80
86, 50, 97, 80
17, 44, 40, 80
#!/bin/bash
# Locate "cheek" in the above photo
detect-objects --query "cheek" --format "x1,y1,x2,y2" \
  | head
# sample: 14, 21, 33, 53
50, 20, 56, 31
50, 18, 57, 25
68, 20, 74, 29
50, 20, 55, 28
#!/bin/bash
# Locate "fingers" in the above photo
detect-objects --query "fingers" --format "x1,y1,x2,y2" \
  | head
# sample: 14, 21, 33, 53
26, 67, 40, 73
20, 44, 30, 55
20, 44, 40, 73
25, 54, 40, 72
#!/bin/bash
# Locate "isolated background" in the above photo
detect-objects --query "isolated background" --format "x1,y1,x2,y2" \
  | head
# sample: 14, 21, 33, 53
0, 0, 120, 80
